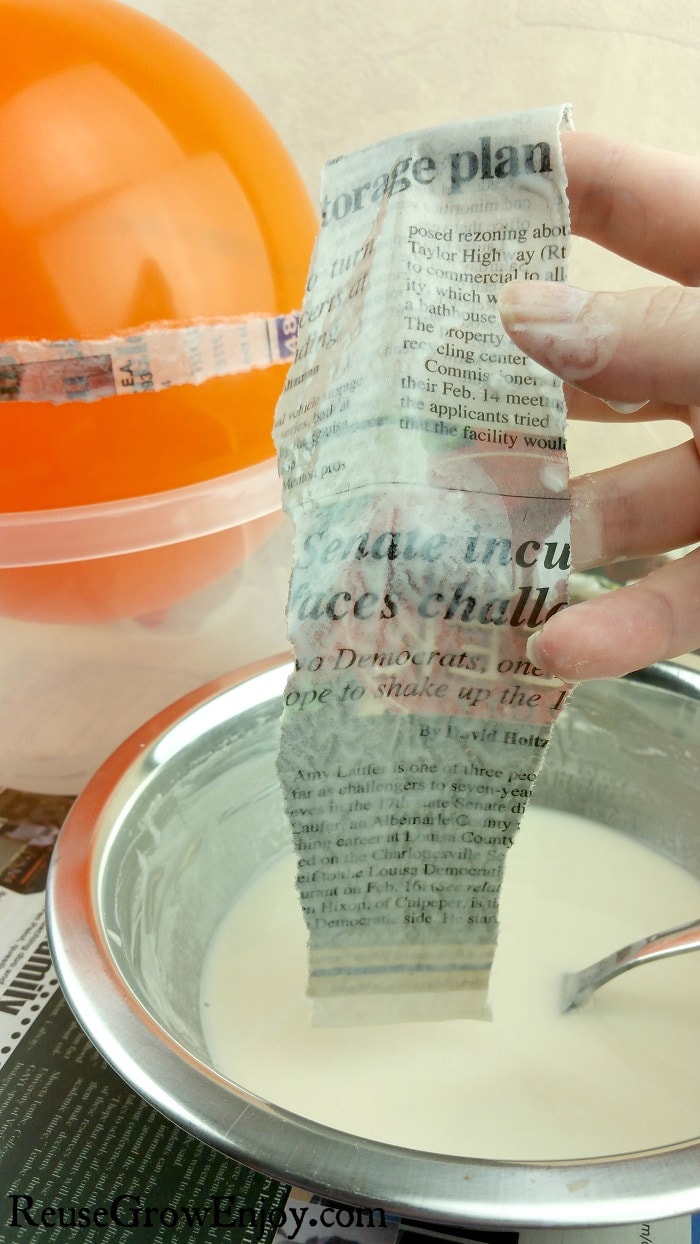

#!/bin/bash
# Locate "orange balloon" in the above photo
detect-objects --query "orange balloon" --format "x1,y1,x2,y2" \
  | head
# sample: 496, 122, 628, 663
0, 0, 316, 621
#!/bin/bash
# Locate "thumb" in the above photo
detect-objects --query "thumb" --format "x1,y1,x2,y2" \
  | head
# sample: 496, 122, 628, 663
498, 281, 700, 407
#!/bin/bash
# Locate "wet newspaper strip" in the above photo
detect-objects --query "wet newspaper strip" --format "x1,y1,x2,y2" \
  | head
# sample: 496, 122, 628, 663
0, 313, 299, 403
274, 106, 574, 1025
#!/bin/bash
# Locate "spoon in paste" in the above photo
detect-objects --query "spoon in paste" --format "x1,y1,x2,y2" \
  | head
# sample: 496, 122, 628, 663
561, 917, 700, 1012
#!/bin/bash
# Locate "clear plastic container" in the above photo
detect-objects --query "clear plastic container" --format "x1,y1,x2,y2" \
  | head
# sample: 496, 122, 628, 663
0, 459, 290, 794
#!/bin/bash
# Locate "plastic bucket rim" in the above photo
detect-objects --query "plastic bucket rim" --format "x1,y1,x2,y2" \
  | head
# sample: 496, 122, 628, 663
0, 457, 282, 566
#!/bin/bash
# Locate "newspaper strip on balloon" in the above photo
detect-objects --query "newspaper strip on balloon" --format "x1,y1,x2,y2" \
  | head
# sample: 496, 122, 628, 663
0, 312, 299, 404
274, 105, 575, 1026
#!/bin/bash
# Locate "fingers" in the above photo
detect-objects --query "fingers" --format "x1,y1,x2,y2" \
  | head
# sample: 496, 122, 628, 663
570, 439, 700, 569
527, 547, 700, 681
499, 137, 700, 407
561, 132, 700, 286
498, 283, 700, 407
507, 133, 700, 681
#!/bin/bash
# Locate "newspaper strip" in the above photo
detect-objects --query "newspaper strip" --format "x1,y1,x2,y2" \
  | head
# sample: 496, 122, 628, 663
0, 312, 299, 404
274, 106, 574, 1025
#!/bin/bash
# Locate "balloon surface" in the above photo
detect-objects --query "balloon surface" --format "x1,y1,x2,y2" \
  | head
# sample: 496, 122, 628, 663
0, 0, 317, 620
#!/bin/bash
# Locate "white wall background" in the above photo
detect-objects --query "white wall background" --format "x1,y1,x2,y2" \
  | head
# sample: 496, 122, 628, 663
123, 0, 700, 476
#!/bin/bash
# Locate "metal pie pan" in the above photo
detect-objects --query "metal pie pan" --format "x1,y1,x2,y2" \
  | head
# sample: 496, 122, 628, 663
46, 654, 700, 1229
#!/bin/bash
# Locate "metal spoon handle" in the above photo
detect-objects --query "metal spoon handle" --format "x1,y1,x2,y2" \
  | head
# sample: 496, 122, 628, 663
561, 917, 700, 1013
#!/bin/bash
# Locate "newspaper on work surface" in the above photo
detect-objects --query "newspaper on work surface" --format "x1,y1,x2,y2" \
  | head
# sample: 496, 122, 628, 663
274, 105, 574, 1025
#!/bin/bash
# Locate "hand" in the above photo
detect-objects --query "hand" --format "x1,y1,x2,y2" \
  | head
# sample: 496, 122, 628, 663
498, 131, 700, 681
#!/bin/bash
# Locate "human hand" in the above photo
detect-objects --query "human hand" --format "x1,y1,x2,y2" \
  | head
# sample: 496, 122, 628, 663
498, 131, 700, 681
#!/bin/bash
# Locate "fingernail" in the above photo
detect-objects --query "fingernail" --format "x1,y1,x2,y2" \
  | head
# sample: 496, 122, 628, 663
498, 283, 617, 382
525, 626, 545, 668
499, 282, 591, 328
603, 397, 650, 415
568, 382, 650, 416
570, 478, 606, 569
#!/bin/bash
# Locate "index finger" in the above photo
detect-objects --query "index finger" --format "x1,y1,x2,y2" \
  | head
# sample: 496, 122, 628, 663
561, 132, 700, 287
